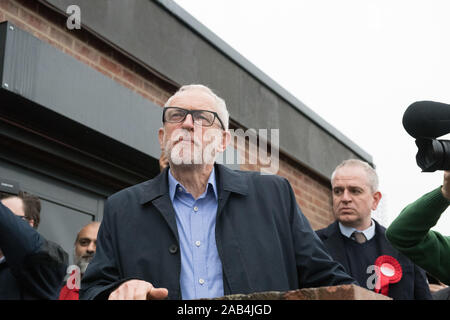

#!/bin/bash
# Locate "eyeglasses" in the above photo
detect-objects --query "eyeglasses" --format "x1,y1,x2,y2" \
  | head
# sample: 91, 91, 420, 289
163, 107, 225, 130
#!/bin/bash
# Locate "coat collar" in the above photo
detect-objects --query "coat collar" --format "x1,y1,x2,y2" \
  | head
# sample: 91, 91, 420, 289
138, 163, 248, 205
215, 163, 248, 197
138, 167, 170, 205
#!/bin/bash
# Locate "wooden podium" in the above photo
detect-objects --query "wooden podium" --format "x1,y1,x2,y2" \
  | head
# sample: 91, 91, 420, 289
211, 284, 391, 300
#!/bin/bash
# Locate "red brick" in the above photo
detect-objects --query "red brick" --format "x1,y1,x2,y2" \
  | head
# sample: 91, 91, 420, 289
18, 7, 48, 33
312, 197, 325, 207
122, 68, 142, 88
292, 186, 303, 198
136, 90, 156, 103
49, 26, 73, 48
212, 284, 391, 300
316, 191, 331, 203
73, 41, 99, 63
136, 89, 165, 106
143, 81, 167, 102
91, 63, 114, 79
99, 56, 122, 75
40, 34, 64, 51
113, 76, 136, 92
4, 12, 27, 31
0, 0, 19, 16
67, 49, 91, 66
312, 211, 332, 224
160, 91, 172, 103
284, 284, 391, 300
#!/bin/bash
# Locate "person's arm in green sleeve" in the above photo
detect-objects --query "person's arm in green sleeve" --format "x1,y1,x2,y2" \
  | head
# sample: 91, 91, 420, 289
386, 171, 450, 285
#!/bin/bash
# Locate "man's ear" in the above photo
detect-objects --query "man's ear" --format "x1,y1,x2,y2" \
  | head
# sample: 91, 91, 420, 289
158, 127, 164, 150
218, 130, 231, 153
371, 191, 382, 211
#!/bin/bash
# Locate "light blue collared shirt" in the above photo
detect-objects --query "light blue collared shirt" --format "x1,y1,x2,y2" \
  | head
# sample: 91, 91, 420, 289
168, 167, 224, 300
338, 219, 376, 241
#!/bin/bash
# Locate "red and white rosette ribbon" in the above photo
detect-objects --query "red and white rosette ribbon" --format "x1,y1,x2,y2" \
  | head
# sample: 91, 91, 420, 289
374, 255, 402, 296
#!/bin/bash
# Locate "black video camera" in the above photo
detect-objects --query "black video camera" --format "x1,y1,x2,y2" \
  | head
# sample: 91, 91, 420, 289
403, 101, 450, 172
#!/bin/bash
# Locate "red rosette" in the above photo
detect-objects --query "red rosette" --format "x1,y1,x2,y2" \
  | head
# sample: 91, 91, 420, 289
374, 255, 402, 296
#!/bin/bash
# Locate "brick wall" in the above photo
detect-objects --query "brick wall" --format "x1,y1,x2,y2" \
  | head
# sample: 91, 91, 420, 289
236, 137, 334, 230
0, 0, 335, 230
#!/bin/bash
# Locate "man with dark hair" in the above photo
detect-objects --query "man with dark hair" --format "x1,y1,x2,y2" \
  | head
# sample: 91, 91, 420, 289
18, 191, 41, 229
0, 184, 68, 299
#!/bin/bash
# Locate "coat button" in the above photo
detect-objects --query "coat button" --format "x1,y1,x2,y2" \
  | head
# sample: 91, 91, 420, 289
169, 244, 178, 254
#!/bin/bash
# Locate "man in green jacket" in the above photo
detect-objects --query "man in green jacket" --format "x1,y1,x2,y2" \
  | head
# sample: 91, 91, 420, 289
386, 171, 450, 285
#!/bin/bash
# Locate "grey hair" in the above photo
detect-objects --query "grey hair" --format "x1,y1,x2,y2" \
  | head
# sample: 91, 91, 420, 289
331, 159, 379, 192
164, 84, 229, 130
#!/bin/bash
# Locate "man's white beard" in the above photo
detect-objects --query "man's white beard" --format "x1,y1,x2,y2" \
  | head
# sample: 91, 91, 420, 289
73, 252, 93, 274
166, 141, 203, 166
164, 129, 221, 167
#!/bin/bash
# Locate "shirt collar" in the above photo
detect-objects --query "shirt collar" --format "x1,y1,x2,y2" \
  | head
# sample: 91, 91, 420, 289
168, 166, 218, 201
338, 219, 376, 241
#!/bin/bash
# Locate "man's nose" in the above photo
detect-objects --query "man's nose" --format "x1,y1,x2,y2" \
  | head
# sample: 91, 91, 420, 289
87, 242, 96, 253
341, 190, 352, 202
181, 113, 195, 129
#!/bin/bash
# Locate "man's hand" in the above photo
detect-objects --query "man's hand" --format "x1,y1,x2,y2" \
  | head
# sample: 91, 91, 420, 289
108, 279, 168, 300
441, 171, 450, 200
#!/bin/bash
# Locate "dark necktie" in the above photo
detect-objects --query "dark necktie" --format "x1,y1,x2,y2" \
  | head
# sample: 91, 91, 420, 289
352, 231, 367, 244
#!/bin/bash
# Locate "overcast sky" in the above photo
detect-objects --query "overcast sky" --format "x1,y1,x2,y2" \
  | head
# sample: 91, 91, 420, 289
174, 0, 450, 234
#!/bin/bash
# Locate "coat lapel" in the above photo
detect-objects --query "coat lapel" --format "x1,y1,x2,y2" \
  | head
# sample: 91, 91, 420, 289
136, 164, 250, 244
139, 168, 179, 242
215, 164, 248, 217
152, 195, 179, 243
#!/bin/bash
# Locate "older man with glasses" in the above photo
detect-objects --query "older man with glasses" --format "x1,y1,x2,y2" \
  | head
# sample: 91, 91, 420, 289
81, 84, 355, 300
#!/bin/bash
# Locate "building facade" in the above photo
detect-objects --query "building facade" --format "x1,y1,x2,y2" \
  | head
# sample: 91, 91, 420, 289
0, 0, 372, 260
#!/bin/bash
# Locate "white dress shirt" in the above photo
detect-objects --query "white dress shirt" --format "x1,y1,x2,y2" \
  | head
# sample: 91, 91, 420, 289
338, 219, 376, 241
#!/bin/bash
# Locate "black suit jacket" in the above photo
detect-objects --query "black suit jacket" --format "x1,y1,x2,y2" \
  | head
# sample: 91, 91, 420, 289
81, 164, 356, 300
316, 220, 432, 300
0, 202, 68, 299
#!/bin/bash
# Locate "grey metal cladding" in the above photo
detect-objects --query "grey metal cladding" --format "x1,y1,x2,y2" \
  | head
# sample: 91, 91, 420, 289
41, 0, 372, 178
0, 21, 163, 160
0, 23, 7, 85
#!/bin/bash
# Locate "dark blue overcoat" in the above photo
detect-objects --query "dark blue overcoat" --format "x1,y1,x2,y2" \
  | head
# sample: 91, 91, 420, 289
81, 164, 355, 299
